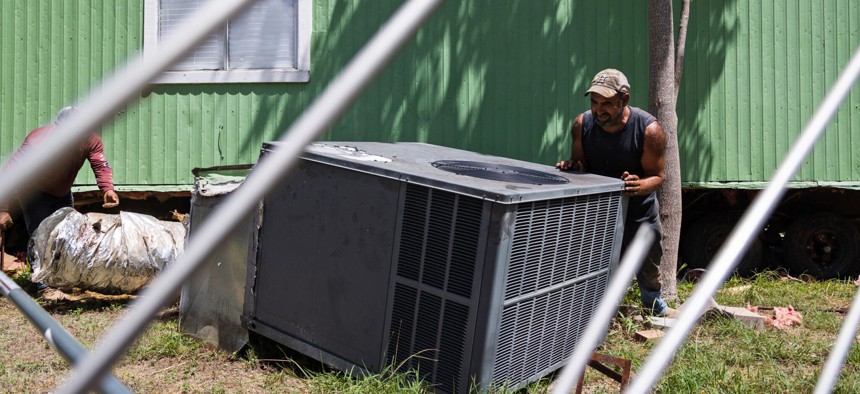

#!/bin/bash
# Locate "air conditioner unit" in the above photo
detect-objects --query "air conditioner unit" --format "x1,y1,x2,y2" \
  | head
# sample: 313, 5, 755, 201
243, 142, 626, 393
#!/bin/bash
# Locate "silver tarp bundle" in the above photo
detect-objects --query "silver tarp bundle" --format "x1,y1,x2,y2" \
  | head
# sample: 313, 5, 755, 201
29, 207, 187, 294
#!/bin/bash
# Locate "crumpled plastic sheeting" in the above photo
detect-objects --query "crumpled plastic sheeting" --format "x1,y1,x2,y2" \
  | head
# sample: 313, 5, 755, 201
30, 207, 187, 294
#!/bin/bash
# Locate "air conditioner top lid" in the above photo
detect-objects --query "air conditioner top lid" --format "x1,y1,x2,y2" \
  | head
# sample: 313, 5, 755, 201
263, 141, 624, 203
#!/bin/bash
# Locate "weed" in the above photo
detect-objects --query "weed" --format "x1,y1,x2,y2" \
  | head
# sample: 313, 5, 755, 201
621, 281, 642, 306
613, 311, 643, 335
10, 262, 33, 285
69, 306, 86, 317
306, 366, 431, 394
243, 346, 260, 368
126, 320, 202, 361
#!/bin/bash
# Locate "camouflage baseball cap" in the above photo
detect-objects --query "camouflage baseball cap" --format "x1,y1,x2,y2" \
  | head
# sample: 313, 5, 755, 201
584, 68, 630, 97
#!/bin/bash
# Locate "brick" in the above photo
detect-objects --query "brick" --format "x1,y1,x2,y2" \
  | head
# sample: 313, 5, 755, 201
635, 329, 665, 342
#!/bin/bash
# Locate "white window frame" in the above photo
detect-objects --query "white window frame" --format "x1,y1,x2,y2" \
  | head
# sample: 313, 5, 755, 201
143, 0, 311, 84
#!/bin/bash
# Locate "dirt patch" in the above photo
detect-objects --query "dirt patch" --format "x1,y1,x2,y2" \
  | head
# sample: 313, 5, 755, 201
0, 293, 308, 393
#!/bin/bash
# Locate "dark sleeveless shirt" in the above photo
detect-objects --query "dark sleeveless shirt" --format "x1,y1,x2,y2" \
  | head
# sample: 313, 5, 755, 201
581, 106, 660, 229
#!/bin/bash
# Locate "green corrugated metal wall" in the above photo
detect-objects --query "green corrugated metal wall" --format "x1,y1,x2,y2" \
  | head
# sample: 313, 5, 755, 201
0, 1, 858, 191
678, 0, 860, 187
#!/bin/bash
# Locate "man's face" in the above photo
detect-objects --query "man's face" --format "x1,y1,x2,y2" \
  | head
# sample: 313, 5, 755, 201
590, 92, 626, 128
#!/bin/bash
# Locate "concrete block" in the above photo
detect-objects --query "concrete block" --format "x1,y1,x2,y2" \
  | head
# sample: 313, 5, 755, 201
715, 305, 765, 330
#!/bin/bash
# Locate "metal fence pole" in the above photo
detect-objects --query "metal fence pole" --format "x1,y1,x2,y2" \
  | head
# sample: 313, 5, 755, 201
626, 43, 860, 394
0, 273, 131, 393
57, 0, 445, 392
814, 286, 860, 394
551, 224, 654, 394
0, 2, 256, 393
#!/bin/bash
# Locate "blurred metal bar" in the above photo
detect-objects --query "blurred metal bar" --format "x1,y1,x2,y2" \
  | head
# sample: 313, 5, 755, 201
626, 43, 860, 394
552, 224, 654, 394
0, 1, 256, 393
58, 0, 445, 393
814, 286, 860, 394
0, 272, 131, 393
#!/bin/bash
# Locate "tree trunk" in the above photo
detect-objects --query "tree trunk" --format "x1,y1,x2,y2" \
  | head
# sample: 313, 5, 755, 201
674, 0, 691, 101
648, 0, 683, 301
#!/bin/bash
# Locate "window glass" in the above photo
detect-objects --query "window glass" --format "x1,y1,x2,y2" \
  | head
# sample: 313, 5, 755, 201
159, 0, 225, 70
230, 0, 298, 69
144, 0, 310, 83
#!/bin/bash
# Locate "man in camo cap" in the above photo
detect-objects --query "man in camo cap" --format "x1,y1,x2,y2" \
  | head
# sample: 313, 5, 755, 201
556, 69, 675, 317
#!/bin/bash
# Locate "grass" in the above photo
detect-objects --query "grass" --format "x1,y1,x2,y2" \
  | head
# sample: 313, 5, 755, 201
599, 271, 860, 393
305, 366, 431, 393
0, 270, 857, 393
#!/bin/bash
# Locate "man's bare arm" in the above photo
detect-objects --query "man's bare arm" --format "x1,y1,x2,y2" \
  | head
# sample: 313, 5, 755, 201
556, 114, 586, 171
623, 120, 666, 196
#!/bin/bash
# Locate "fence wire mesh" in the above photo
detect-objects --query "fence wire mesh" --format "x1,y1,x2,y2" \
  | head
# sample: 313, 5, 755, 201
0, 1, 857, 393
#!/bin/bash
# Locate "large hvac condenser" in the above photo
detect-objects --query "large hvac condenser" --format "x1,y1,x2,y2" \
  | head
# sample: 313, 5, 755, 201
243, 142, 627, 393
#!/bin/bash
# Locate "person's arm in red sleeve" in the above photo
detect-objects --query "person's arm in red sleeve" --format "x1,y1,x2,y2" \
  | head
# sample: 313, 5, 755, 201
0, 129, 40, 229
85, 133, 119, 208
0, 151, 17, 228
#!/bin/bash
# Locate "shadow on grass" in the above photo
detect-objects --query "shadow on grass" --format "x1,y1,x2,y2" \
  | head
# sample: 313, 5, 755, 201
241, 332, 327, 379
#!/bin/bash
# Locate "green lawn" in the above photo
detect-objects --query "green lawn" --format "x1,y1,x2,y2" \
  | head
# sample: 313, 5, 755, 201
0, 270, 857, 393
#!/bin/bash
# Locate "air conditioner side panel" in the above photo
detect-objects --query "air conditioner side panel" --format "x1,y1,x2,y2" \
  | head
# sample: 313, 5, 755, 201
473, 192, 625, 391
246, 159, 400, 370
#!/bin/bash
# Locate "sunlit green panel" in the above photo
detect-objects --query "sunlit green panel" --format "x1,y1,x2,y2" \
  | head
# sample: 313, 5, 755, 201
1, 0, 858, 193
677, 0, 860, 187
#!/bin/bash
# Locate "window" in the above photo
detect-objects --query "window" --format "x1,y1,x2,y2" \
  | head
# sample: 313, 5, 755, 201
143, 0, 311, 83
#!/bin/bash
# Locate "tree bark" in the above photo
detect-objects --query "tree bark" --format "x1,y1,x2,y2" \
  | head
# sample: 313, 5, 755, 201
675, 0, 691, 101
648, 0, 683, 301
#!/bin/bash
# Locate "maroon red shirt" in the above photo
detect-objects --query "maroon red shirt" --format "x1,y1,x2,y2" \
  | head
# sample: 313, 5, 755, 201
4, 125, 114, 197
